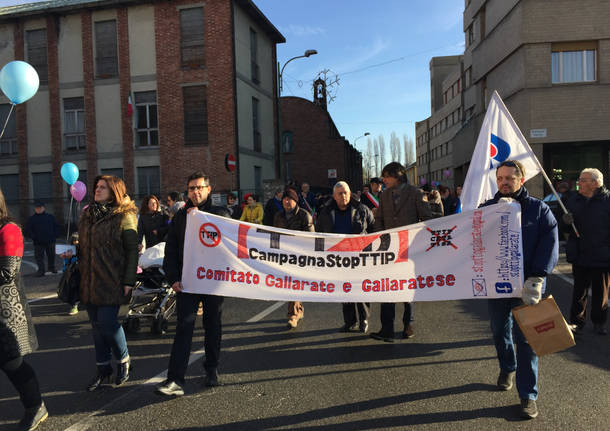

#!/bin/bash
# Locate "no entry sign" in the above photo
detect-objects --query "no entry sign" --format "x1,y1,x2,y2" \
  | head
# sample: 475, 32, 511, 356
225, 154, 236, 172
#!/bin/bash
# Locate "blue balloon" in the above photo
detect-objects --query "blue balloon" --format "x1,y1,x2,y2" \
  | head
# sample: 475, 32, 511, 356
0, 61, 40, 104
61, 162, 79, 185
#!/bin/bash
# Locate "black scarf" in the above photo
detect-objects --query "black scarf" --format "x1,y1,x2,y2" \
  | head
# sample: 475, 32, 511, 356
90, 201, 112, 221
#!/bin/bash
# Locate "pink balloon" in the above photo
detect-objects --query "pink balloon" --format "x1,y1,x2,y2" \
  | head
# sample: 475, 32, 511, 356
420, 177, 427, 185
70, 180, 87, 202
444, 169, 452, 179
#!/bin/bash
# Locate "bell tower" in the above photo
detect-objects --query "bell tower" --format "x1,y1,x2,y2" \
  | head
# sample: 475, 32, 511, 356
313, 78, 327, 110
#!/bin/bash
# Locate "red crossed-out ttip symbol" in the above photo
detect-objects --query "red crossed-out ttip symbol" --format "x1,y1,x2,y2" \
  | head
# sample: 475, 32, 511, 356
426, 226, 457, 251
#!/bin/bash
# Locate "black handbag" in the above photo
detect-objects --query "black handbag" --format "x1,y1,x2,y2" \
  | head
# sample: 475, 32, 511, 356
57, 260, 80, 304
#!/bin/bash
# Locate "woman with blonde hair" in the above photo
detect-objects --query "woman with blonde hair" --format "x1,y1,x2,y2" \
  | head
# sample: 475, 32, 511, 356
79, 175, 139, 391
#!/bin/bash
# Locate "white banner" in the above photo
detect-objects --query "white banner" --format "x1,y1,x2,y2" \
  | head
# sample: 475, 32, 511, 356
460, 91, 542, 211
181, 203, 524, 302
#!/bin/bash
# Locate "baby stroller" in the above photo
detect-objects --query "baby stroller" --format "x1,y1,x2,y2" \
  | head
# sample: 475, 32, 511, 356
123, 242, 176, 335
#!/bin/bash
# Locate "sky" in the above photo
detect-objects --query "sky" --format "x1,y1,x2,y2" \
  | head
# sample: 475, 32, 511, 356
1, 0, 466, 160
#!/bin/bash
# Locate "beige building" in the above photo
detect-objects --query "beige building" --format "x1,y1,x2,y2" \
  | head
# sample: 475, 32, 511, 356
0, 0, 284, 223
417, 0, 610, 196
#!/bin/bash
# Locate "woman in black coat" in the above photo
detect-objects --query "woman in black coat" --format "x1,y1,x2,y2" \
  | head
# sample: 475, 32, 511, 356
138, 195, 169, 250
0, 187, 48, 429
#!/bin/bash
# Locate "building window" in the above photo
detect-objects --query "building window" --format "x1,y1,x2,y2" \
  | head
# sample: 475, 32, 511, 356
282, 131, 293, 153
32, 172, 52, 201
0, 104, 17, 156
464, 67, 472, 88
95, 20, 118, 77
250, 28, 259, 84
26, 29, 48, 85
137, 166, 160, 198
552, 49, 596, 83
466, 25, 474, 47
0, 174, 18, 202
101, 168, 123, 179
254, 165, 262, 197
63, 97, 85, 151
135, 91, 158, 147
285, 161, 292, 181
252, 97, 261, 152
181, 7, 205, 68
183, 86, 208, 146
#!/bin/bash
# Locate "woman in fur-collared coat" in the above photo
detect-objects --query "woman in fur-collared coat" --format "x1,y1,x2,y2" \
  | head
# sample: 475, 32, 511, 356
0, 187, 48, 430
79, 175, 139, 392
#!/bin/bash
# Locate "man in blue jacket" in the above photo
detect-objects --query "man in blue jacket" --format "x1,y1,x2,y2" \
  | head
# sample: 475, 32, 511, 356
25, 201, 60, 276
481, 160, 558, 420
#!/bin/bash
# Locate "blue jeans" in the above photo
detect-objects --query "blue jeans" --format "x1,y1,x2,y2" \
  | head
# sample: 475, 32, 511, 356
488, 298, 538, 400
86, 305, 129, 365
167, 292, 223, 385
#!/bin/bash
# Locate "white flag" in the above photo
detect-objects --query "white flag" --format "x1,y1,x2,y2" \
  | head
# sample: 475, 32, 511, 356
460, 91, 542, 211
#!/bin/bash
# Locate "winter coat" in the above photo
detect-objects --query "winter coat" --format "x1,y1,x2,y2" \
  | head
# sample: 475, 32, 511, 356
163, 198, 231, 285
315, 198, 374, 234
0, 223, 38, 359
138, 211, 169, 248
78, 201, 139, 306
374, 182, 433, 231
273, 206, 314, 232
24, 211, 60, 245
263, 197, 282, 226
240, 203, 264, 224
565, 187, 610, 268
481, 187, 559, 278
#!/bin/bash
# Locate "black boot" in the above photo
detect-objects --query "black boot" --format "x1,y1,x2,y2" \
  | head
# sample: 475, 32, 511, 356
17, 402, 48, 431
115, 359, 131, 386
87, 364, 113, 392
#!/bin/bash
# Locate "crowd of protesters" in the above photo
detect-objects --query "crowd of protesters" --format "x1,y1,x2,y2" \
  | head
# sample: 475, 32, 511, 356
1, 162, 608, 428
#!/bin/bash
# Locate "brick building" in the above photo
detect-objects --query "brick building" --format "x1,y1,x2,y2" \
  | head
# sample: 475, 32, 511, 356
0, 0, 284, 223
280, 81, 362, 193
416, 0, 610, 195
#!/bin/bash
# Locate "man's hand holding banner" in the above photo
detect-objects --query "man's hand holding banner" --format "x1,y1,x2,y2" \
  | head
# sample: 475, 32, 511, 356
182, 202, 524, 303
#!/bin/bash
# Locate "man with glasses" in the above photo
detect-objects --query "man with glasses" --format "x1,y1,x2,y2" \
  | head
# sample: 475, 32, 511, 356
481, 160, 558, 419
156, 171, 230, 396
370, 162, 433, 343
563, 168, 609, 336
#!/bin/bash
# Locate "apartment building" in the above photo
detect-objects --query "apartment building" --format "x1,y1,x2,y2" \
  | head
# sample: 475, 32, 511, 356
417, 0, 610, 196
0, 0, 284, 222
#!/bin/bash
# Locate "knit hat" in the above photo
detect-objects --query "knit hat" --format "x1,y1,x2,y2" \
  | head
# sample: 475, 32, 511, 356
282, 188, 299, 203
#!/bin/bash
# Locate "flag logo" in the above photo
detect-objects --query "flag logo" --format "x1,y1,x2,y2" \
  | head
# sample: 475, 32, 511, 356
489, 134, 511, 167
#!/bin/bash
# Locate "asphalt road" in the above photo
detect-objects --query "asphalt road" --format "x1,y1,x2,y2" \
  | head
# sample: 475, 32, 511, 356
1, 248, 608, 430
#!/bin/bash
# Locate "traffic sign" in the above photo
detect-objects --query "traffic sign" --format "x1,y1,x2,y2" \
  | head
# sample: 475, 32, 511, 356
225, 154, 236, 172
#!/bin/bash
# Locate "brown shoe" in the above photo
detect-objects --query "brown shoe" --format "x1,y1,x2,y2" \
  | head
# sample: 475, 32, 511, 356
402, 324, 414, 339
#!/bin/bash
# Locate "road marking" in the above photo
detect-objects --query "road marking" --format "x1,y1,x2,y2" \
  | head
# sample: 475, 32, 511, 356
63, 302, 283, 430
28, 294, 57, 303
246, 301, 284, 323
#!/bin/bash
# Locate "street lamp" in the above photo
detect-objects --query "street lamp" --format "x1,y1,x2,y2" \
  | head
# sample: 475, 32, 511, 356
279, 49, 318, 95
277, 49, 318, 181
353, 132, 370, 149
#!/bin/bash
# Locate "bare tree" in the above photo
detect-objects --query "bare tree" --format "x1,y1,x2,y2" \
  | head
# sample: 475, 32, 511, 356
363, 138, 374, 180
378, 135, 386, 170
390, 131, 402, 163
374, 138, 381, 177
403, 134, 415, 166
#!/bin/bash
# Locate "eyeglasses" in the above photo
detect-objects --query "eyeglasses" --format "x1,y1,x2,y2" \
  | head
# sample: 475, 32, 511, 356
188, 185, 208, 191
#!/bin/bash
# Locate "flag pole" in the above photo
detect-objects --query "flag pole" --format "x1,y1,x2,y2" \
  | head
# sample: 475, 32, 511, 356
530, 156, 579, 238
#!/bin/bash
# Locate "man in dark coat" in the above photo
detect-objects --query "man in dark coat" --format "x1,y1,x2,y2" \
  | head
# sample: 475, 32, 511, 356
24, 201, 60, 276
262, 188, 283, 226
156, 171, 230, 397
563, 168, 609, 335
361, 177, 382, 214
481, 160, 558, 420
274, 187, 314, 328
316, 181, 374, 333
370, 162, 433, 343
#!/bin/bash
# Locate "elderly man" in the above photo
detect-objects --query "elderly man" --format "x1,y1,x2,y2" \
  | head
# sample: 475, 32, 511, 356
24, 201, 60, 276
316, 181, 374, 333
274, 187, 314, 328
481, 160, 558, 419
370, 162, 433, 342
564, 168, 609, 335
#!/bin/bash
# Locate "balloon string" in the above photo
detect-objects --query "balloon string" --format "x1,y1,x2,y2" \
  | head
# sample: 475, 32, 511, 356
67, 195, 74, 242
0, 103, 15, 141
